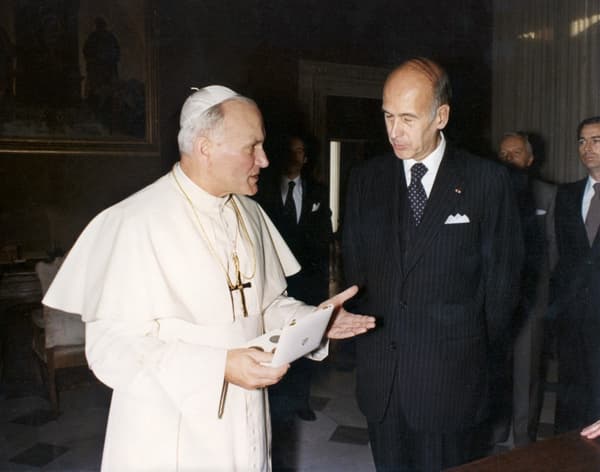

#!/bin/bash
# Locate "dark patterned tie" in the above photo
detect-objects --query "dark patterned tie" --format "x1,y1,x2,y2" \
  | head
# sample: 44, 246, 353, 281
585, 182, 600, 245
408, 163, 428, 225
284, 181, 297, 224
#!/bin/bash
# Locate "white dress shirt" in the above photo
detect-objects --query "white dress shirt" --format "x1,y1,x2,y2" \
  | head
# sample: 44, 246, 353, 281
281, 176, 303, 223
582, 176, 600, 221
402, 133, 446, 197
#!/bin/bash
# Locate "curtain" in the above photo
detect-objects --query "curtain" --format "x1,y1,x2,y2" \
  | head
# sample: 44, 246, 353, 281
493, 0, 600, 183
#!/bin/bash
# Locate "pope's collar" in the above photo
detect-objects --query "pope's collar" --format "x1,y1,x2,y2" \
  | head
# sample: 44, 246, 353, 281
172, 163, 232, 211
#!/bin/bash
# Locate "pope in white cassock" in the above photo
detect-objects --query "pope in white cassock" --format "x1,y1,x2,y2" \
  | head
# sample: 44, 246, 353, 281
42, 85, 375, 471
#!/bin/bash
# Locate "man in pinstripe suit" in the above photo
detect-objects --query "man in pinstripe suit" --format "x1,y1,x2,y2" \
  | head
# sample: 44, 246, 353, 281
342, 58, 523, 471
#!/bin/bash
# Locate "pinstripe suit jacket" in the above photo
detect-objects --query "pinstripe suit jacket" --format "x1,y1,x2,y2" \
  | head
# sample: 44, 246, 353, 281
342, 145, 523, 432
551, 179, 600, 431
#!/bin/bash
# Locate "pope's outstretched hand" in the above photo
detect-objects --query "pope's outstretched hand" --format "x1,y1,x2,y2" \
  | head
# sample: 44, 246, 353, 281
322, 285, 376, 339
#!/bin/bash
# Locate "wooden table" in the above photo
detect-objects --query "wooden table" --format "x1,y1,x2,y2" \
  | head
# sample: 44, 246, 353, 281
0, 269, 42, 312
446, 431, 600, 471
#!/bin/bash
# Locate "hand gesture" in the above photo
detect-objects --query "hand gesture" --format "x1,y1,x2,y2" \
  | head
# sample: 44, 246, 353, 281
322, 285, 376, 339
581, 419, 600, 439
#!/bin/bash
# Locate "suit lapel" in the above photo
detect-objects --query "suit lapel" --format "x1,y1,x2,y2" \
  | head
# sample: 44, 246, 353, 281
274, 181, 286, 214
276, 178, 302, 225
298, 179, 310, 224
579, 180, 600, 253
403, 149, 463, 276
571, 180, 591, 249
392, 158, 407, 279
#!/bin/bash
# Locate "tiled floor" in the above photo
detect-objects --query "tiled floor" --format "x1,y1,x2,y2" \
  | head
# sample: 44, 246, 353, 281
0, 361, 376, 471
270, 358, 376, 472
0, 327, 559, 471
1, 377, 110, 471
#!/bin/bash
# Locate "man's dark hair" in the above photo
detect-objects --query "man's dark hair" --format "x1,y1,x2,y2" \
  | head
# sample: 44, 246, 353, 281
577, 116, 600, 138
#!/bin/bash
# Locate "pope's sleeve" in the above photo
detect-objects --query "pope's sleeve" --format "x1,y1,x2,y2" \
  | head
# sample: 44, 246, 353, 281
85, 318, 227, 413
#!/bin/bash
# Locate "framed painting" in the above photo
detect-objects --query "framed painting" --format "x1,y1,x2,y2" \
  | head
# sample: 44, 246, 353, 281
0, 0, 159, 156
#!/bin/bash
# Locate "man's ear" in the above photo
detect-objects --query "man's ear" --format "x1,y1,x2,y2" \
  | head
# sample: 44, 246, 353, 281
525, 154, 535, 167
436, 104, 450, 130
193, 135, 211, 159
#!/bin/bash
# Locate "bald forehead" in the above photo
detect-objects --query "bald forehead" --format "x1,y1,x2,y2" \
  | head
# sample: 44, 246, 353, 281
383, 70, 435, 116
385, 67, 434, 100
386, 59, 440, 88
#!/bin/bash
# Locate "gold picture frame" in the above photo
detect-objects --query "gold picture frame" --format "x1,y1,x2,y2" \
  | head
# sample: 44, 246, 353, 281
0, 0, 159, 156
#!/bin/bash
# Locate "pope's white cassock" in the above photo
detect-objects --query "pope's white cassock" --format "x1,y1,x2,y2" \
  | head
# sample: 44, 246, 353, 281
43, 162, 326, 471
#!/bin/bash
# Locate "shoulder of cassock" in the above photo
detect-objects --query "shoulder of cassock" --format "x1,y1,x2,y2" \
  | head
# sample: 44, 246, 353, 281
43, 172, 300, 323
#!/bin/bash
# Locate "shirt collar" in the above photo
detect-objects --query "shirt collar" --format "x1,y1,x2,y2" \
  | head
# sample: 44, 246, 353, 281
403, 132, 446, 178
586, 174, 600, 190
281, 175, 302, 192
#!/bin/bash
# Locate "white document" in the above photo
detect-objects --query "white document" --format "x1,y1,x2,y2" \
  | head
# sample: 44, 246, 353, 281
247, 304, 334, 367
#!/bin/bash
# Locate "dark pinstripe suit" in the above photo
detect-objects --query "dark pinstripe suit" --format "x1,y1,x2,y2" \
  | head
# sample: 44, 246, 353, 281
342, 145, 523, 469
551, 179, 600, 433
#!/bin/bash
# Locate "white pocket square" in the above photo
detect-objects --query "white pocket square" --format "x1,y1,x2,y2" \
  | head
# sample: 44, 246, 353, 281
311, 203, 320, 212
535, 208, 547, 216
444, 213, 470, 224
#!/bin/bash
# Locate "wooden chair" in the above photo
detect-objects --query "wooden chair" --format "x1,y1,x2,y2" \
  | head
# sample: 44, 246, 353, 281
32, 257, 87, 412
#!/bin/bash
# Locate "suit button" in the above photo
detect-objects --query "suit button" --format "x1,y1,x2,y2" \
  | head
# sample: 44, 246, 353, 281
390, 342, 397, 350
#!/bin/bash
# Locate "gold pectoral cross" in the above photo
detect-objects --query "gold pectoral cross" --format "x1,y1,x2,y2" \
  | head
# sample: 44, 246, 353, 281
228, 252, 251, 319
219, 253, 252, 419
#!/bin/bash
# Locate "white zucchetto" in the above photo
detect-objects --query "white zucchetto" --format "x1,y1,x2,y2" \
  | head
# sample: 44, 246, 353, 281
179, 85, 238, 128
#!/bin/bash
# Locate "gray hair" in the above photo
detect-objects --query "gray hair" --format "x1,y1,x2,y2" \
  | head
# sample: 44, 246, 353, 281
501, 131, 533, 154
177, 95, 257, 155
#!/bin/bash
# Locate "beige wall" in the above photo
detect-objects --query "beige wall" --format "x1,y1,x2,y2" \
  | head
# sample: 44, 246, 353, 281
492, 0, 600, 184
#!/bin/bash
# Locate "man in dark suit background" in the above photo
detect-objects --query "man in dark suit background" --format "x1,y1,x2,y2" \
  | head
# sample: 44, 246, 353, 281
551, 115, 600, 435
493, 132, 557, 446
342, 57, 523, 471
256, 133, 333, 422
